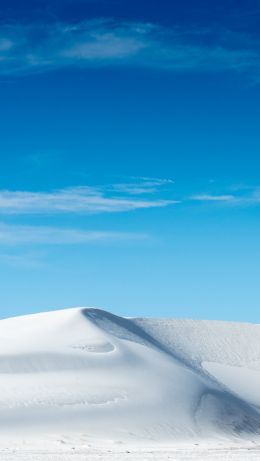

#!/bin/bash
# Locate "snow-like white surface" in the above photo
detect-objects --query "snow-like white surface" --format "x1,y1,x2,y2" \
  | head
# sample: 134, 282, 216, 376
202, 362, 260, 408
1, 438, 260, 461
0, 307, 260, 458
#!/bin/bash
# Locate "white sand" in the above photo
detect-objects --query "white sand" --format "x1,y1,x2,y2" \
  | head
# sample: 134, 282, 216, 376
0, 307, 260, 459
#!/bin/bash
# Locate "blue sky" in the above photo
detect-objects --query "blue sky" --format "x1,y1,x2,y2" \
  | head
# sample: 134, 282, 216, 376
0, 0, 260, 321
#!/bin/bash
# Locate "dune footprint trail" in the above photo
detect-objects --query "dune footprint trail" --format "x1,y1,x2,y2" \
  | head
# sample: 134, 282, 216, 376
0, 307, 260, 444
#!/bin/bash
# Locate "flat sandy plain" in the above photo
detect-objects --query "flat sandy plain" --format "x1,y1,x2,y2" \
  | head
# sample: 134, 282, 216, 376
1, 442, 260, 461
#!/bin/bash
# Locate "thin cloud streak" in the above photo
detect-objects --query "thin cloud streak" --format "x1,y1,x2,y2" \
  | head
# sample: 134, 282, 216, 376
190, 186, 260, 205
191, 194, 235, 202
0, 19, 259, 76
0, 186, 177, 214
0, 251, 45, 268
0, 223, 147, 245
108, 177, 175, 195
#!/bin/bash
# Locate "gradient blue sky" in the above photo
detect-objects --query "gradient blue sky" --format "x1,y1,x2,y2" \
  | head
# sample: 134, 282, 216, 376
0, 0, 260, 321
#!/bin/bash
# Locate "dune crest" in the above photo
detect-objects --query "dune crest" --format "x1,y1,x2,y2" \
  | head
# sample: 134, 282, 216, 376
0, 307, 259, 443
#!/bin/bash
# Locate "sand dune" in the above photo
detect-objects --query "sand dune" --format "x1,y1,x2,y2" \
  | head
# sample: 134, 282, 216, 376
0, 307, 259, 447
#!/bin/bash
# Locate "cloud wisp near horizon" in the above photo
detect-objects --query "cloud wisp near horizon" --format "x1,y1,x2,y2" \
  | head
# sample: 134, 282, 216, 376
0, 179, 259, 217
0, 177, 260, 215
0, 223, 147, 246
0, 179, 177, 215
190, 185, 260, 205
0, 178, 171, 256
0, 18, 259, 78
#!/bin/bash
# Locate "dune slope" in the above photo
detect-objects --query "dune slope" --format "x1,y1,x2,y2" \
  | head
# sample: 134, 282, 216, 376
0, 307, 259, 443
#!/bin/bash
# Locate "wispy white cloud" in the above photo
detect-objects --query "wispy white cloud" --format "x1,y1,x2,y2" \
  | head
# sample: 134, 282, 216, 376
0, 184, 177, 214
0, 251, 45, 268
0, 223, 146, 245
108, 177, 175, 195
191, 194, 235, 202
233, 186, 260, 205
0, 20, 151, 74
61, 21, 148, 60
0, 19, 259, 76
190, 185, 260, 205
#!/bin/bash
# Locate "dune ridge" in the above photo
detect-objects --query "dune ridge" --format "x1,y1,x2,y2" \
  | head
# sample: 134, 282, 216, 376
0, 307, 259, 444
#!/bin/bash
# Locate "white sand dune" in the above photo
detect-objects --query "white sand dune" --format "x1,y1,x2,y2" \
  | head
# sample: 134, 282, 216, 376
0, 307, 260, 450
